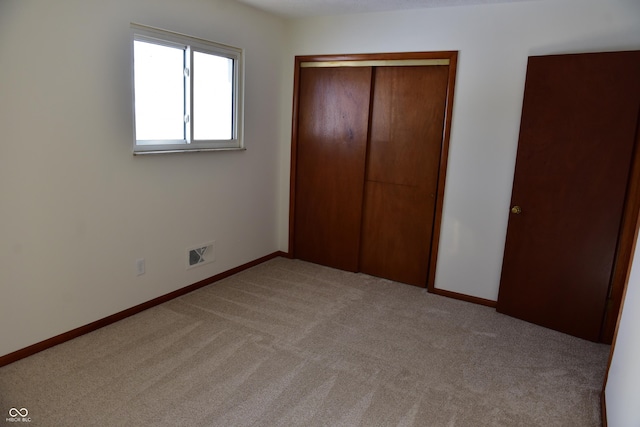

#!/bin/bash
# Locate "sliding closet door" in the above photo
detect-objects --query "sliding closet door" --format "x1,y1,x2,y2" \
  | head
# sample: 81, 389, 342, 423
290, 52, 457, 289
359, 66, 450, 286
293, 67, 372, 271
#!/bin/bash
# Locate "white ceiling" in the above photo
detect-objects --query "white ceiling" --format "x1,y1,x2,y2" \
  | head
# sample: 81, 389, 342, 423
234, 0, 538, 18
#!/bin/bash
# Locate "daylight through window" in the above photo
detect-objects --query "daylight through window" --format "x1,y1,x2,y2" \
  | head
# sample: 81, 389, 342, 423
131, 24, 243, 154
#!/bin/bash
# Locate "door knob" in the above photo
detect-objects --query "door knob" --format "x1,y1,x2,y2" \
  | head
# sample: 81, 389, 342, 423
511, 206, 522, 214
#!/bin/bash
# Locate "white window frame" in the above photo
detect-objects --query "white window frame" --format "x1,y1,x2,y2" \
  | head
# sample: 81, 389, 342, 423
130, 23, 244, 154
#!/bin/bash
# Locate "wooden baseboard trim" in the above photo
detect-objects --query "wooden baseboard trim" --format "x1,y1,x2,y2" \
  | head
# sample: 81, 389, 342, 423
429, 287, 497, 308
0, 251, 287, 368
601, 390, 608, 427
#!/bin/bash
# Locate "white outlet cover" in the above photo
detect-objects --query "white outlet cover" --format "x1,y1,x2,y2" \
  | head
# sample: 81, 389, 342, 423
186, 241, 215, 269
136, 258, 145, 276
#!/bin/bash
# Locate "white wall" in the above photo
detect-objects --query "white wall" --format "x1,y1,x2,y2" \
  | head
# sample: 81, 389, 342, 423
281, 0, 640, 301
605, 231, 640, 427
0, 0, 288, 357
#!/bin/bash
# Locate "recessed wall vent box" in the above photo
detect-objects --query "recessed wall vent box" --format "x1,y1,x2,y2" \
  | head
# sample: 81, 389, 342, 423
187, 241, 215, 269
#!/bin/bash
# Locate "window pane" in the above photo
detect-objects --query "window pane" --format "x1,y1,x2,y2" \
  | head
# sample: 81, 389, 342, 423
193, 52, 233, 140
134, 40, 185, 141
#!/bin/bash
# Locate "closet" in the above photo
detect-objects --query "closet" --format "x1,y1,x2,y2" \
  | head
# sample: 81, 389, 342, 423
289, 52, 457, 288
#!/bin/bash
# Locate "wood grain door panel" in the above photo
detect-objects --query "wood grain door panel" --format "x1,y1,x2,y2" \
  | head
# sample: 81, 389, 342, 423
365, 66, 447, 186
360, 182, 435, 286
360, 66, 449, 286
293, 67, 373, 272
497, 51, 640, 341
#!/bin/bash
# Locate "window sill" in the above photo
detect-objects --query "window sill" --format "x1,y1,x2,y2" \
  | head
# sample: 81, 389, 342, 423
133, 147, 247, 156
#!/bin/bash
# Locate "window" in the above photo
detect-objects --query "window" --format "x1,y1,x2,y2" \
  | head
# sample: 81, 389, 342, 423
131, 24, 243, 154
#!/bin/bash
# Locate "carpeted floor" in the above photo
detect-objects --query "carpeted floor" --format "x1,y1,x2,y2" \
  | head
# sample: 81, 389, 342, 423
0, 257, 610, 426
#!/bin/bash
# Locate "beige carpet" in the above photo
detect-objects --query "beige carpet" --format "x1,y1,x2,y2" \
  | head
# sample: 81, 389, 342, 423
0, 257, 609, 426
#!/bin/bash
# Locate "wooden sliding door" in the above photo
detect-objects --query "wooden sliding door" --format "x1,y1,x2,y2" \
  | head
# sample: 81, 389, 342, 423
290, 52, 457, 288
293, 67, 373, 272
360, 66, 449, 286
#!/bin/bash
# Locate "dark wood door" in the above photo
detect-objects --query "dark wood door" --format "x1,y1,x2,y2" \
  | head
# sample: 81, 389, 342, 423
293, 66, 372, 271
359, 66, 449, 286
497, 51, 640, 341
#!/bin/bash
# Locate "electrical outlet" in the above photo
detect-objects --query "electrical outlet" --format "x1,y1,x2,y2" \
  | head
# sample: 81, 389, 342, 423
136, 258, 145, 276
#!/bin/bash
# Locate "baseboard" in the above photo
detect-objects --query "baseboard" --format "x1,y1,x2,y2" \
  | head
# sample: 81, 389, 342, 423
601, 390, 608, 427
429, 287, 497, 308
0, 251, 287, 368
